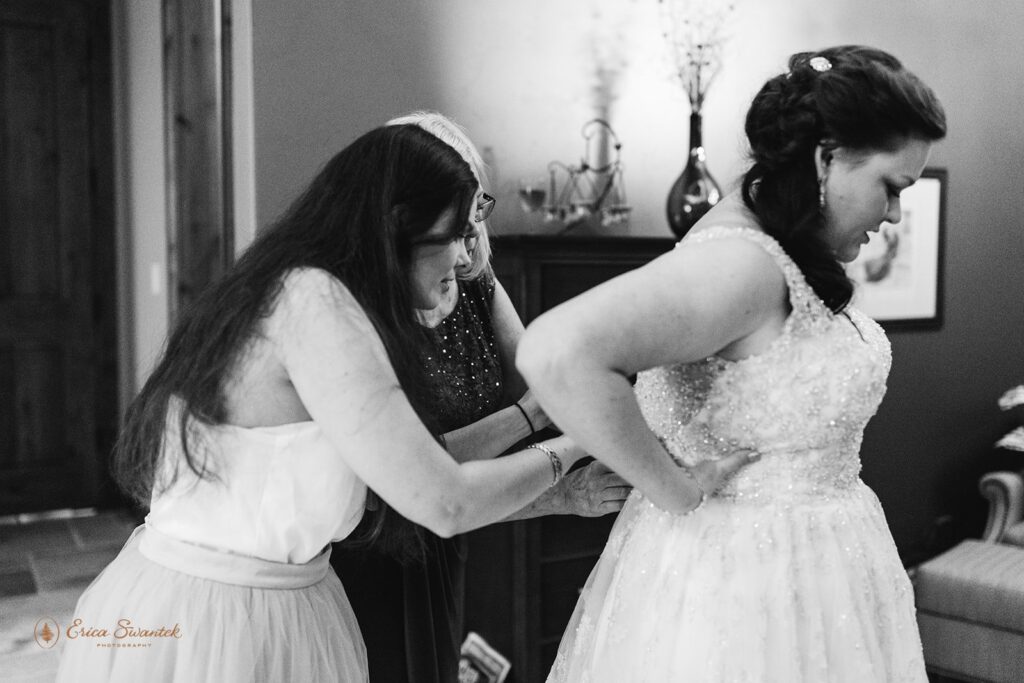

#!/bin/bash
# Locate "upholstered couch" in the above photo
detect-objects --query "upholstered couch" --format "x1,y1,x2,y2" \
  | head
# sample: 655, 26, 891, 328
913, 470, 1024, 683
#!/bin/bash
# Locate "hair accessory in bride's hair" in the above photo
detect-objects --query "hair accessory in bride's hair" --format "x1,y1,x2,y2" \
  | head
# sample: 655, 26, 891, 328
809, 56, 832, 72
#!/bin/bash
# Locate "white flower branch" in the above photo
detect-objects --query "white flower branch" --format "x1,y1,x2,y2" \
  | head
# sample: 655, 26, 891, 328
659, 0, 737, 113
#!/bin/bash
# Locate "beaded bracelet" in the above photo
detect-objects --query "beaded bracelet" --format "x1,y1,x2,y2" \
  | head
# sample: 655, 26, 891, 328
513, 401, 536, 435
526, 442, 563, 487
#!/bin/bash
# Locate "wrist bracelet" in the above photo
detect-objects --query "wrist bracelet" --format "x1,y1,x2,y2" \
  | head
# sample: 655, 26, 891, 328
526, 442, 563, 487
513, 401, 536, 435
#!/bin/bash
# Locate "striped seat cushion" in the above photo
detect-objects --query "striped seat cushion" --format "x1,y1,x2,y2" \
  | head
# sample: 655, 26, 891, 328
914, 539, 1024, 635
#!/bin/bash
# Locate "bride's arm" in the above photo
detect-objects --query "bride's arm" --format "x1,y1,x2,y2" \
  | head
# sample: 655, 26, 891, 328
274, 268, 587, 537
516, 239, 782, 514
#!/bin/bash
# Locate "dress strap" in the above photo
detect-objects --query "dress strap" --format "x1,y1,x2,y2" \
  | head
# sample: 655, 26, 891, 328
680, 225, 828, 327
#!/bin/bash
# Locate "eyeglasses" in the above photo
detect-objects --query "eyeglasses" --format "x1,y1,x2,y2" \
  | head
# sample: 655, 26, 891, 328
410, 224, 479, 254
474, 193, 495, 223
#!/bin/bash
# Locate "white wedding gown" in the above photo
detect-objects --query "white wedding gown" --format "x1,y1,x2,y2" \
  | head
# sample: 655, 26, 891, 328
547, 226, 926, 682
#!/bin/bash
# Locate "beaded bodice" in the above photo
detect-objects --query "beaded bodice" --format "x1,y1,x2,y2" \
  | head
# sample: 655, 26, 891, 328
635, 226, 891, 504
422, 275, 504, 432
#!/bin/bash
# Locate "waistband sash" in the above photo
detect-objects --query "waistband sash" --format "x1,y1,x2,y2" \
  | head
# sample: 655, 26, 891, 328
136, 524, 331, 589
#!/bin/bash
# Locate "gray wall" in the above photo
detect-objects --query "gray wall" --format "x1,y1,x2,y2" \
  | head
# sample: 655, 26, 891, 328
251, 0, 1024, 558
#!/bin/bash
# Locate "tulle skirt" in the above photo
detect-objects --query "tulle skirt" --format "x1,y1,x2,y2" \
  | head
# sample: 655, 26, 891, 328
547, 481, 926, 683
55, 525, 367, 682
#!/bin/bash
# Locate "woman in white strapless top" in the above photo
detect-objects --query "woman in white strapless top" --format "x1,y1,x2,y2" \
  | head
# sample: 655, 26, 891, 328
55, 124, 691, 682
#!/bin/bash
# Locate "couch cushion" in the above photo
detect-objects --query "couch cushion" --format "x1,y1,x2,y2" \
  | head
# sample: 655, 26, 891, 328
914, 539, 1024, 635
918, 612, 1024, 683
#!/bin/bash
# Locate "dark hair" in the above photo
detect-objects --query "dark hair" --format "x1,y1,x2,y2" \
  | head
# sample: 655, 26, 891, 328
741, 45, 946, 312
113, 124, 478, 561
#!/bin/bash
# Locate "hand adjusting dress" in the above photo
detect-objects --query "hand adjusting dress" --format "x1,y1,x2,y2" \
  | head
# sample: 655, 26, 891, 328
56, 398, 370, 682
547, 226, 926, 683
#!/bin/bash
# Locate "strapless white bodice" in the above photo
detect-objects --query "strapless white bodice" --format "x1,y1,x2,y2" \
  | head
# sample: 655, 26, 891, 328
146, 405, 367, 564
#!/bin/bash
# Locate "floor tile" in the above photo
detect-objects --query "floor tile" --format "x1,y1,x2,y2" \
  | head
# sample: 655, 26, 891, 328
28, 547, 118, 593
0, 569, 37, 598
0, 586, 82, 657
0, 551, 32, 573
0, 521, 74, 555
0, 513, 138, 682
2, 648, 60, 682
67, 511, 137, 550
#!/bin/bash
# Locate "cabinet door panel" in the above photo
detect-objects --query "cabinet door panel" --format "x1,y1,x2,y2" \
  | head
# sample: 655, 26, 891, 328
536, 261, 642, 312
539, 514, 616, 561
539, 555, 600, 637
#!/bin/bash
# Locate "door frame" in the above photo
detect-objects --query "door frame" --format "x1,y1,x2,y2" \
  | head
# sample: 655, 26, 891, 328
110, 0, 255, 413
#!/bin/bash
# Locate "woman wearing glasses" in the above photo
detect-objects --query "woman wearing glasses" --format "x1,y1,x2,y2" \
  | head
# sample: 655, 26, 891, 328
332, 112, 649, 683
55, 124, 601, 683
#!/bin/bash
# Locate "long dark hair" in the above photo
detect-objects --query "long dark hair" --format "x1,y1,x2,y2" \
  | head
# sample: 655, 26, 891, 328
741, 45, 946, 312
113, 124, 479, 560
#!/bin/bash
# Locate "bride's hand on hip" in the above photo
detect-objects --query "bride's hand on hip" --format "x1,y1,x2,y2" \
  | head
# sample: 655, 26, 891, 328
689, 449, 760, 498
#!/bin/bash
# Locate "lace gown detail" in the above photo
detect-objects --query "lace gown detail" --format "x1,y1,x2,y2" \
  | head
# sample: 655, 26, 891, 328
547, 226, 926, 683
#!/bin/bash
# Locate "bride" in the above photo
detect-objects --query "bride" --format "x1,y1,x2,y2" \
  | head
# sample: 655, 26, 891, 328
517, 45, 946, 682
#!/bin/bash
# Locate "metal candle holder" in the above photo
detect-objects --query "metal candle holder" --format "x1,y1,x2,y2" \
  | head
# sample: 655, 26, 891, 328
520, 119, 631, 232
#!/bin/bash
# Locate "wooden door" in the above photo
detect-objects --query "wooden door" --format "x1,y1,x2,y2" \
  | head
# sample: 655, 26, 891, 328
0, 0, 116, 514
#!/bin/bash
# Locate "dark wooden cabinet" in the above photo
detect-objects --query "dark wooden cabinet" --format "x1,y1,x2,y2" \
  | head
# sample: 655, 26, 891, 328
464, 234, 675, 683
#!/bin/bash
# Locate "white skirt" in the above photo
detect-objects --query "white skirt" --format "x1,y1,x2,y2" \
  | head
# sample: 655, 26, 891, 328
55, 525, 367, 682
547, 481, 927, 683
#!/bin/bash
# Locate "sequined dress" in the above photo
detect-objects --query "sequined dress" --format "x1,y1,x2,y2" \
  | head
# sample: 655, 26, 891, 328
333, 275, 504, 683
547, 227, 926, 682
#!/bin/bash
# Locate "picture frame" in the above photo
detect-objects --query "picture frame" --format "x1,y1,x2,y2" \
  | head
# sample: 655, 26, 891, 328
459, 631, 511, 683
845, 167, 947, 329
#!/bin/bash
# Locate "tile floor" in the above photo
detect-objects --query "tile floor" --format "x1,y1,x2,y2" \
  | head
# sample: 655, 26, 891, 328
0, 510, 139, 682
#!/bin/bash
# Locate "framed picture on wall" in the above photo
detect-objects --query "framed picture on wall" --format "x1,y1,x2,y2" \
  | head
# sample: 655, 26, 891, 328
845, 167, 947, 328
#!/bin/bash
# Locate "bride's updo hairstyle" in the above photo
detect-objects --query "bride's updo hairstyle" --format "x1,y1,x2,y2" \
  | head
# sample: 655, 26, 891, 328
741, 45, 946, 313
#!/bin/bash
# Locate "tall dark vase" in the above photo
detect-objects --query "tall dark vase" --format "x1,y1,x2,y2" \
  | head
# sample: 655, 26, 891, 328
666, 112, 722, 238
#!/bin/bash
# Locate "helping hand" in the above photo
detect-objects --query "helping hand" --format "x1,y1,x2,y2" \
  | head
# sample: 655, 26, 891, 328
558, 460, 633, 517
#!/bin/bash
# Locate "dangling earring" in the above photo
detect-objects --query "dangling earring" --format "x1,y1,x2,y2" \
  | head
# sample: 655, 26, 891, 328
818, 175, 827, 211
